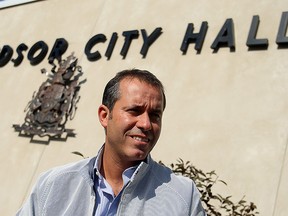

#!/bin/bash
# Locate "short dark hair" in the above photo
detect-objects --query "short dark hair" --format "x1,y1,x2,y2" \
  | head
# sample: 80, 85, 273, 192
102, 69, 166, 111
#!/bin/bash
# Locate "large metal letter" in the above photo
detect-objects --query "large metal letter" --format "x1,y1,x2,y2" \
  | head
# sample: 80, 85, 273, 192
105, 32, 118, 60
180, 22, 208, 54
276, 11, 288, 46
120, 30, 139, 59
12, 43, 28, 67
48, 38, 68, 63
211, 19, 235, 51
246, 15, 268, 49
0, 45, 13, 67
85, 34, 107, 61
27, 41, 49, 65
140, 27, 162, 58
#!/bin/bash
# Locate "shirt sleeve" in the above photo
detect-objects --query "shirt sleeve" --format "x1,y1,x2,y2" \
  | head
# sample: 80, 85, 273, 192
190, 181, 207, 216
16, 182, 41, 216
15, 170, 53, 216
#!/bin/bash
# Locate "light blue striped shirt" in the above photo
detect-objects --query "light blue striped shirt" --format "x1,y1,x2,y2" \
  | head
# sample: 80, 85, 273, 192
94, 150, 138, 216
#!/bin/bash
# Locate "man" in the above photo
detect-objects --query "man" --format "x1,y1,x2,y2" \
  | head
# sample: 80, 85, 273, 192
17, 69, 206, 216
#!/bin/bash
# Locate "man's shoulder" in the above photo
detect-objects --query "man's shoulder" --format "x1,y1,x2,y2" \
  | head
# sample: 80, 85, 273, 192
37, 157, 96, 186
150, 160, 193, 186
19, 157, 97, 215
134, 159, 203, 214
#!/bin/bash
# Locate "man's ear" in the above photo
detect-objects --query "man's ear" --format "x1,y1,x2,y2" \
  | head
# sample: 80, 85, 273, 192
98, 105, 110, 128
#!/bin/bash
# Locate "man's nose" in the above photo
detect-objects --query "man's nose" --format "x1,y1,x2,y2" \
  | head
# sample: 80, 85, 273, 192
137, 112, 152, 131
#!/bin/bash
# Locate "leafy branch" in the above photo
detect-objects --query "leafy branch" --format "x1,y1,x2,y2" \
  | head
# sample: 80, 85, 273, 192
164, 159, 259, 216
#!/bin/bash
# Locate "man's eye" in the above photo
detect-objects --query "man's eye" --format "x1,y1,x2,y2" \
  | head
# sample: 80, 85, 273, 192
128, 109, 140, 115
150, 113, 161, 121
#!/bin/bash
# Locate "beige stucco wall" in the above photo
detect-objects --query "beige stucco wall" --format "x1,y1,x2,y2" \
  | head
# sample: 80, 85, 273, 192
1, 0, 288, 215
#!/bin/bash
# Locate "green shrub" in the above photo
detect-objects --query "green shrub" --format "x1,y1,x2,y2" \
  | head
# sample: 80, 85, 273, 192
163, 159, 259, 216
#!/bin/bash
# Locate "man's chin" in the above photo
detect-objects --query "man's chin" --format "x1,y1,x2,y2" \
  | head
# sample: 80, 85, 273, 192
130, 149, 149, 161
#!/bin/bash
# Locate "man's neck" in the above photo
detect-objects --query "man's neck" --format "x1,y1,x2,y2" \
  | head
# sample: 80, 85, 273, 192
100, 146, 139, 196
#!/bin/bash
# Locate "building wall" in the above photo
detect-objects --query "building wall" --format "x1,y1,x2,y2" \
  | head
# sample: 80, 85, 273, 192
1, 0, 288, 215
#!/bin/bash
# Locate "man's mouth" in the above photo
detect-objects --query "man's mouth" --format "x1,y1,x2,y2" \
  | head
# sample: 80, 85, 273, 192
131, 136, 150, 143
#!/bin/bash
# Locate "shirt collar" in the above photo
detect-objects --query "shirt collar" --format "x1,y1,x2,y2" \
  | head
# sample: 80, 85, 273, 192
94, 145, 146, 182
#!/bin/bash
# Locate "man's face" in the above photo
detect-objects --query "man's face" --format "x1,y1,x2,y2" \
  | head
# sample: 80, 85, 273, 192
99, 78, 164, 164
